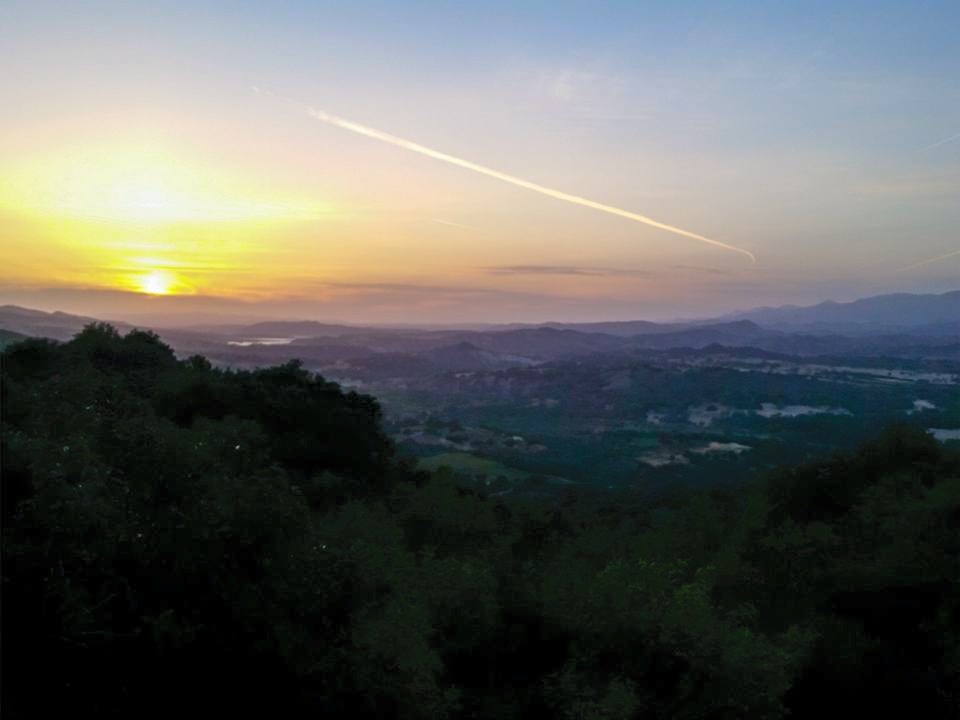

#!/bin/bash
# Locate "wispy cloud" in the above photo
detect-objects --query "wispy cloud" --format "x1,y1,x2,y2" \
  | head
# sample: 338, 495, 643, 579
323, 280, 499, 294
896, 248, 960, 272
317, 280, 568, 300
671, 265, 731, 276
545, 69, 606, 103
851, 171, 960, 198
485, 265, 651, 277
432, 218, 477, 231
923, 132, 960, 151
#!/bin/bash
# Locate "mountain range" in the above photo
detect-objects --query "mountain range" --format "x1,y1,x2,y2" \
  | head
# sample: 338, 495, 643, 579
1, 290, 956, 370
726, 290, 960, 334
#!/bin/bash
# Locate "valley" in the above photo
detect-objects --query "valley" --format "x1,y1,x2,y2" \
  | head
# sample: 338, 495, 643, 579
3, 290, 957, 501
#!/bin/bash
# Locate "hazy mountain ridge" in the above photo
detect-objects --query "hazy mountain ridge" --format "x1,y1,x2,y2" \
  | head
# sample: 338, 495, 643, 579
727, 290, 960, 331
1, 289, 956, 368
0, 304, 129, 340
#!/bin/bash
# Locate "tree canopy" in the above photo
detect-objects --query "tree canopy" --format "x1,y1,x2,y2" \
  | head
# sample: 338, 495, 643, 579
3, 325, 958, 718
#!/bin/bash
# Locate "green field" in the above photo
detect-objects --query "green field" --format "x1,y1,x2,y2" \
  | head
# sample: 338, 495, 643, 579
416, 451, 576, 493
418, 452, 532, 481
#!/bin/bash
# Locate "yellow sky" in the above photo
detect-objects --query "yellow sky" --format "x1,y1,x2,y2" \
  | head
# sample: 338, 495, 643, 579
0, 125, 716, 313
0, 139, 335, 296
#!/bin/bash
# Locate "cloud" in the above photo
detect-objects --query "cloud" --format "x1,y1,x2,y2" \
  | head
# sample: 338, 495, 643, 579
541, 69, 622, 105
671, 265, 731, 276
896, 248, 960, 272
852, 171, 960, 198
923, 132, 960, 151
485, 265, 651, 277
321, 280, 508, 295
431, 218, 477, 231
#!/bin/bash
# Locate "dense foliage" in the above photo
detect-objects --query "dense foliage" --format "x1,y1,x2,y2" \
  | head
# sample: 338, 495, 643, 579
3, 326, 959, 718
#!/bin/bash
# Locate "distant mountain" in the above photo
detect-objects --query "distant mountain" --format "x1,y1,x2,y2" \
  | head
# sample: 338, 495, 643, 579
901, 320, 960, 337
0, 305, 129, 341
464, 327, 627, 359
232, 320, 391, 338
428, 341, 535, 371
3, 289, 957, 368
526, 320, 681, 337
0, 305, 225, 355
728, 291, 960, 332
630, 320, 771, 349
291, 326, 628, 360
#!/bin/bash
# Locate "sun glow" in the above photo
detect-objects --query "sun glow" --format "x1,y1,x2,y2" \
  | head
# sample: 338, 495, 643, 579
3, 142, 328, 223
137, 270, 178, 295
0, 139, 337, 298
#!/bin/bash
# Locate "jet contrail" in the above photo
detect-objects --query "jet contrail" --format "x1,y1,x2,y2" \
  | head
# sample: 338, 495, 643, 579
924, 132, 960, 151
432, 218, 478, 231
897, 248, 960, 272
306, 107, 756, 263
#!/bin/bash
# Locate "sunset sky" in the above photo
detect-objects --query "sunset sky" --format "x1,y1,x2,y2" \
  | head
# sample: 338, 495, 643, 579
1, 1, 958, 324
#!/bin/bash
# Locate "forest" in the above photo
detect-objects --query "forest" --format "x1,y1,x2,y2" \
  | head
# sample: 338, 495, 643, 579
2, 325, 959, 718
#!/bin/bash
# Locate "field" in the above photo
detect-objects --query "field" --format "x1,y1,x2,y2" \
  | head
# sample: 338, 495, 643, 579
378, 352, 960, 497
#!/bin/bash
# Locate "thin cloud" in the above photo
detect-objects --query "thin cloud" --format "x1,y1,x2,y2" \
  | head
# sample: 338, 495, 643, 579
852, 172, 960, 198
485, 265, 651, 277
923, 132, 960, 151
432, 218, 478, 231
322, 280, 518, 296
896, 248, 960, 272
671, 265, 731, 276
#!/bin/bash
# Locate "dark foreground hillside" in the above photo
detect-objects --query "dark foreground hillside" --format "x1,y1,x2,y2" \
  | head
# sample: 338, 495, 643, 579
2, 326, 959, 718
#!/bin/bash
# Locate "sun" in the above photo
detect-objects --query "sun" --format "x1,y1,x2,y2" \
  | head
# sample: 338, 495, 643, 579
138, 270, 176, 295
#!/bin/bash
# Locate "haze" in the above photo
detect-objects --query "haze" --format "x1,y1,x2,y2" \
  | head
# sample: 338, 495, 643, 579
1, 1, 958, 325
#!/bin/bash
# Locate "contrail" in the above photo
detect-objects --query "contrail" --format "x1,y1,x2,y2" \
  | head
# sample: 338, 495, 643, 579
897, 248, 960, 272
432, 218, 477, 231
924, 132, 960, 151
305, 107, 756, 263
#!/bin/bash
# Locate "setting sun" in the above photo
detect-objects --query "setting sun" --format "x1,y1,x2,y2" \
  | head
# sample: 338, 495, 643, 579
0, 139, 335, 300
137, 270, 177, 295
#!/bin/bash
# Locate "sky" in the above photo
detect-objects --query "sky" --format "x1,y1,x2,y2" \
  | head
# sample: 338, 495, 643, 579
1, 0, 958, 324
